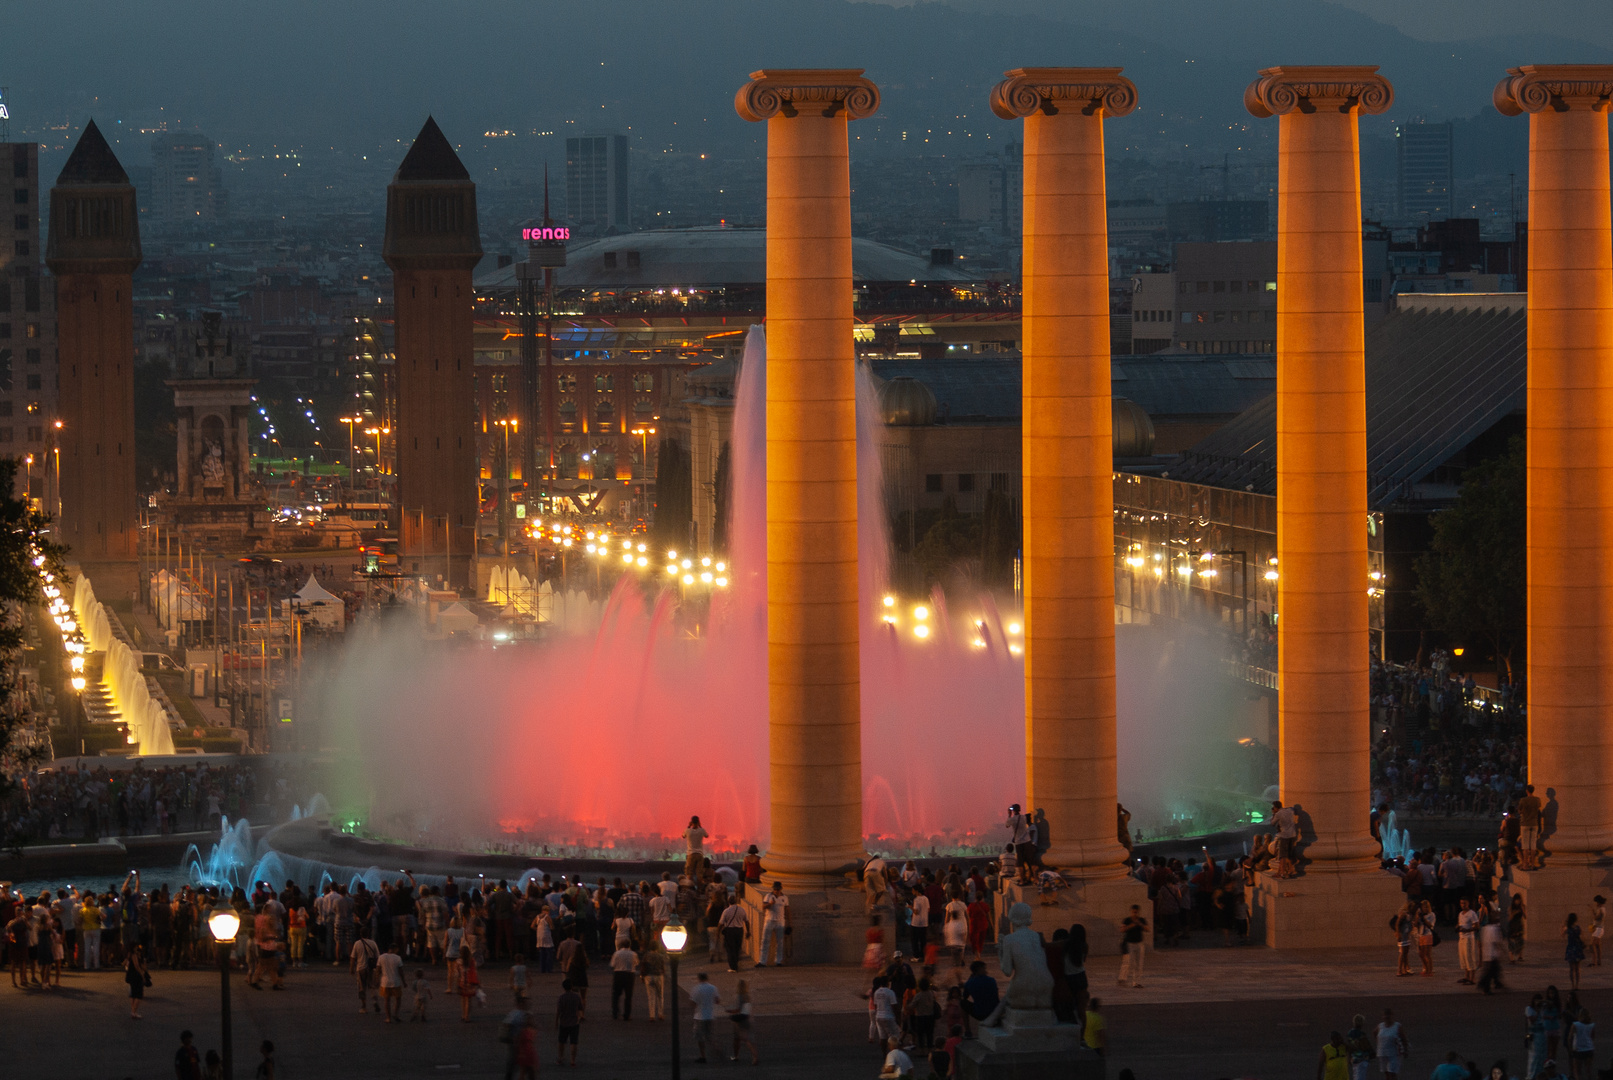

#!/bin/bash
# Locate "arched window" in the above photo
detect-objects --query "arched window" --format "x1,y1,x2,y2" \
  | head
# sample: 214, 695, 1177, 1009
594, 399, 615, 433
557, 443, 579, 479
558, 398, 578, 433
591, 446, 616, 481
556, 373, 577, 393
633, 396, 655, 419
632, 372, 654, 393
594, 373, 614, 392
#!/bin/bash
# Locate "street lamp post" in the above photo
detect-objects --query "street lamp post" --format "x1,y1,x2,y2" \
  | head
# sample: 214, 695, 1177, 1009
496, 419, 518, 551
52, 419, 62, 519
630, 425, 655, 517
208, 903, 241, 1080
661, 915, 687, 1080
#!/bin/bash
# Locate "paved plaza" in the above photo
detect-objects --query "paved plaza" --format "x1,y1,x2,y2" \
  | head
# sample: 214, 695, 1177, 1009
9, 939, 1613, 1079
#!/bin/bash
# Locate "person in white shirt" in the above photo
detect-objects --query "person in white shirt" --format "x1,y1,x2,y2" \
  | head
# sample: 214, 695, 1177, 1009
683, 816, 709, 879
718, 901, 749, 973
870, 977, 899, 1044
943, 895, 969, 968
612, 914, 636, 949
609, 946, 638, 1020
909, 891, 931, 959
761, 882, 790, 967
649, 892, 674, 931
377, 943, 406, 1023
881, 1037, 913, 1077
1456, 898, 1481, 985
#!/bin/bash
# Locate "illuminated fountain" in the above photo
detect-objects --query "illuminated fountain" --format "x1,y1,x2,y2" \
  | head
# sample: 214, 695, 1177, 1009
318, 327, 1022, 857
305, 326, 1256, 862
180, 817, 257, 890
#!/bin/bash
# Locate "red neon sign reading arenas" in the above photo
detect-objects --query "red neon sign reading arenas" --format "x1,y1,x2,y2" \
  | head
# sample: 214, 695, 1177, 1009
523, 226, 571, 242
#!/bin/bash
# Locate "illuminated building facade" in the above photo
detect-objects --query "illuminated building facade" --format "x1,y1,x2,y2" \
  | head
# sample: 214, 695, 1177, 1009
472, 225, 1018, 527
1, 139, 60, 506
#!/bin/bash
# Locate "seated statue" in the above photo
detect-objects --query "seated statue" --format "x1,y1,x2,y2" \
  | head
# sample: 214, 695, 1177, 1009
984, 902, 1054, 1026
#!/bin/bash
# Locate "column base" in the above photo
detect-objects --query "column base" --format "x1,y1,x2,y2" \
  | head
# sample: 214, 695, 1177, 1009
1000, 873, 1149, 956
1250, 863, 1404, 948
960, 1007, 1104, 1080
736, 884, 869, 965
1503, 860, 1613, 944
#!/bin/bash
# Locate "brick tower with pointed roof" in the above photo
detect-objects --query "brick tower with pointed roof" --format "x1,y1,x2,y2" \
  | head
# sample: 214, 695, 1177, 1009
383, 117, 482, 584
47, 120, 142, 561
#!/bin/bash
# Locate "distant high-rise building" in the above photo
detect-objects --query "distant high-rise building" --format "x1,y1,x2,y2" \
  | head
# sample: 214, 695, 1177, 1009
956, 159, 1003, 224
565, 134, 629, 230
1395, 120, 1453, 221
954, 144, 1022, 235
150, 132, 227, 224
2, 140, 60, 505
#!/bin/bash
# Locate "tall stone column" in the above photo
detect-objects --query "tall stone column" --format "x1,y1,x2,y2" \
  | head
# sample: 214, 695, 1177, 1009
1244, 67, 1400, 945
990, 69, 1136, 874
1494, 66, 1613, 925
383, 117, 482, 587
47, 120, 141, 566
735, 70, 878, 887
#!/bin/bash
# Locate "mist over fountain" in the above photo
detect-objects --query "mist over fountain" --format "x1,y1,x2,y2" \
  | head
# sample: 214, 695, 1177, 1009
302, 326, 1256, 861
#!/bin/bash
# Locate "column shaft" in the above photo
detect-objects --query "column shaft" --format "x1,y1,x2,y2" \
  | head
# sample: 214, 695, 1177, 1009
1276, 107, 1373, 861
739, 72, 878, 882
1246, 67, 1394, 866
1524, 103, 1613, 855
1020, 109, 1125, 871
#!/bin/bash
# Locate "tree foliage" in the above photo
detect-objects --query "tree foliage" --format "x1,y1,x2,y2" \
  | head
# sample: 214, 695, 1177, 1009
0, 456, 71, 847
652, 436, 692, 549
133, 357, 178, 493
1414, 437, 1526, 679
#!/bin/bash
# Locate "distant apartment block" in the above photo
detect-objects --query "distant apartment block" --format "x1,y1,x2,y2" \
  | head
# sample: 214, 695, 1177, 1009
0, 140, 59, 501
151, 132, 227, 225
566, 134, 630, 231
1396, 120, 1453, 222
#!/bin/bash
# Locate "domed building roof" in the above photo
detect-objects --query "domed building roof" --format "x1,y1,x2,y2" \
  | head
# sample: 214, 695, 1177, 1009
1112, 396, 1156, 458
475, 226, 976, 289
880, 375, 938, 426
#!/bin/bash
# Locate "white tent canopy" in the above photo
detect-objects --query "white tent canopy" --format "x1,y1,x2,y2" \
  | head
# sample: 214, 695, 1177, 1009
291, 574, 345, 631
437, 602, 480, 635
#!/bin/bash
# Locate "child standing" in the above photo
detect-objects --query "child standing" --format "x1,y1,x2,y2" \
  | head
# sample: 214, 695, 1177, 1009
411, 969, 433, 1022
459, 950, 482, 1023
509, 954, 529, 1003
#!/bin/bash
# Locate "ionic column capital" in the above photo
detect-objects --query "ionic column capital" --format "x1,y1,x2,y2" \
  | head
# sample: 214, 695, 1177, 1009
989, 67, 1138, 119
734, 69, 880, 122
1244, 65, 1393, 118
1494, 65, 1613, 116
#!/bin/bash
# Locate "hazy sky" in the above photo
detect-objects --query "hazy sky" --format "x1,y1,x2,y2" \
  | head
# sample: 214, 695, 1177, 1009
1327, 0, 1613, 49
3, 0, 1605, 174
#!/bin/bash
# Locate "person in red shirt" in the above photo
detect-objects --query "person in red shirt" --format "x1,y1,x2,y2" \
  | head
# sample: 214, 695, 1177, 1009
965, 898, 991, 959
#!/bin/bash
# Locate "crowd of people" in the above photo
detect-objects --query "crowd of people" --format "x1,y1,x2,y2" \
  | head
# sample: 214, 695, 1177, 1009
2, 758, 331, 844
1373, 731, 1528, 818
1316, 1000, 1598, 1080
1373, 653, 1523, 733
5, 762, 260, 843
